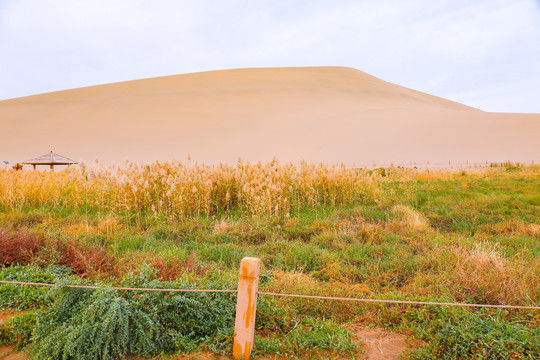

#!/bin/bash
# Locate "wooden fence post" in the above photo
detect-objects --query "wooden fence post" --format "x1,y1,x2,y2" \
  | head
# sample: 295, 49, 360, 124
233, 257, 261, 360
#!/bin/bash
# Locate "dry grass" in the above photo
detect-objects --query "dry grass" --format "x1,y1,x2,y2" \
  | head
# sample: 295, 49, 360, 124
479, 220, 540, 238
97, 215, 122, 239
452, 241, 540, 305
391, 205, 430, 231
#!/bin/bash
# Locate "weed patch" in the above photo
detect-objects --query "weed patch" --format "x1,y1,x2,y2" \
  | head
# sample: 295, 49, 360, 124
0, 311, 37, 350
254, 317, 358, 357
407, 311, 540, 359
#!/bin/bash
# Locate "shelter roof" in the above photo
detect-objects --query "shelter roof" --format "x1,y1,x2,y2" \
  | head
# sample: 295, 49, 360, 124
22, 151, 77, 165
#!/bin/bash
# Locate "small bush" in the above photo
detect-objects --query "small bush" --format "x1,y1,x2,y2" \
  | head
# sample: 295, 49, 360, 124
54, 239, 118, 278
32, 286, 157, 360
0, 230, 45, 266
31, 278, 237, 360
152, 251, 212, 281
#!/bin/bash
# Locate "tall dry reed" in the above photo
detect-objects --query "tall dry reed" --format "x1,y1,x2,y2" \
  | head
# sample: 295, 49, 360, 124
0, 160, 378, 219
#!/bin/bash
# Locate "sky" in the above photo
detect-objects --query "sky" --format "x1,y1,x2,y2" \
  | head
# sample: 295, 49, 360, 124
1, 0, 539, 113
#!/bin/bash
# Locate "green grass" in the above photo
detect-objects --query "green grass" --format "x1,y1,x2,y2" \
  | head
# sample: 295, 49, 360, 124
0, 167, 539, 359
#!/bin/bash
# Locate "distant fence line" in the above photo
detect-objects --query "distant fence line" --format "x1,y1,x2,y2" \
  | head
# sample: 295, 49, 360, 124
357, 160, 537, 170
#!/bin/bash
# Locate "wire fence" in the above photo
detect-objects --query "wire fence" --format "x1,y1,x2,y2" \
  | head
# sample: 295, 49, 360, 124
358, 160, 537, 170
2, 280, 539, 310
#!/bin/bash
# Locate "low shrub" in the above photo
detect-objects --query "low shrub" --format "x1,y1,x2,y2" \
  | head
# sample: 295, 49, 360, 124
53, 239, 118, 278
32, 286, 157, 360
31, 278, 237, 360
0, 229, 45, 266
152, 251, 212, 281
0, 230, 119, 279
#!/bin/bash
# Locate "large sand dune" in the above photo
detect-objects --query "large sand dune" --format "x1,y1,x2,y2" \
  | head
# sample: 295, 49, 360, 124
1, 66, 539, 166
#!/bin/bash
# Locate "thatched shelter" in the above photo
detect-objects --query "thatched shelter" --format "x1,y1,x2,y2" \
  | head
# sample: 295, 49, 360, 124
22, 151, 77, 172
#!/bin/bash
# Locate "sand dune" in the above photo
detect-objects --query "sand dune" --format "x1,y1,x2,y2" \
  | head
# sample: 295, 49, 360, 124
1, 66, 539, 166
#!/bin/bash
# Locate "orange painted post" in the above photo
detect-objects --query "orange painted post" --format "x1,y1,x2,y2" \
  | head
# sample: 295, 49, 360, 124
233, 257, 261, 360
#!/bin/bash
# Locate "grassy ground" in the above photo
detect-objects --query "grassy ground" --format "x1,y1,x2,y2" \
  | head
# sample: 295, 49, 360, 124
0, 163, 539, 359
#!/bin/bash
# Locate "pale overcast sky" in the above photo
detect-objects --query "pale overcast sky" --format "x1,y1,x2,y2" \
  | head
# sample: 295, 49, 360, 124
1, 0, 539, 112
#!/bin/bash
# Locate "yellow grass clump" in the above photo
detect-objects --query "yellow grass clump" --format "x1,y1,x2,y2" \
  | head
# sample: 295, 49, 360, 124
392, 205, 430, 231
452, 241, 539, 305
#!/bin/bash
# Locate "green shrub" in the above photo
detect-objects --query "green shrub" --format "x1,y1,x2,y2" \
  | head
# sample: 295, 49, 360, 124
32, 286, 157, 360
0, 265, 67, 310
31, 279, 237, 360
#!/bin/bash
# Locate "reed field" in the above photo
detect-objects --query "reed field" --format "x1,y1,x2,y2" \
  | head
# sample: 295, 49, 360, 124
0, 160, 378, 218
0, 160, 539, 359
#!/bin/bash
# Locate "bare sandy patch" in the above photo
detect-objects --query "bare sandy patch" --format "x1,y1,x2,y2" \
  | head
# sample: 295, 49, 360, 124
354, 327, 419, 360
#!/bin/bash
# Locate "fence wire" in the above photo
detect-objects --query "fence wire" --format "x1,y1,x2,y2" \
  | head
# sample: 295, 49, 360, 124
257, 291, 540, 310
2, 280, 539, 310
0, 280, 236, 293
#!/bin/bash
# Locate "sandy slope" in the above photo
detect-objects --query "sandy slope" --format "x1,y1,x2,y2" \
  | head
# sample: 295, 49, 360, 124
1, 67, 538, 166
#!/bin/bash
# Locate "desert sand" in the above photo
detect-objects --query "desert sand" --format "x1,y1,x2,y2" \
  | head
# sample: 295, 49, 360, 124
1, 66, 538, 166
